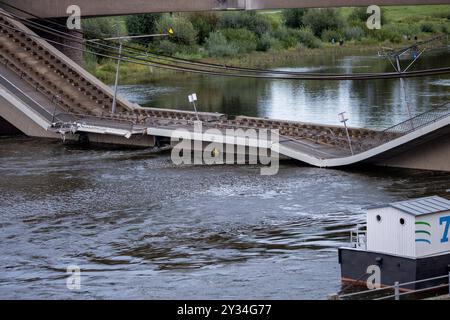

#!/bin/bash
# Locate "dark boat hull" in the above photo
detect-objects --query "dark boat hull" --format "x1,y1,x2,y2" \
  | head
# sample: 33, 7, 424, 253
339, 247, 450, 290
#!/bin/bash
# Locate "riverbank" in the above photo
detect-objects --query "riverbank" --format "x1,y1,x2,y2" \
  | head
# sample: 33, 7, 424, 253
201, 42, 381, 69
83, 4, 449, 85
86, 37, 446, 85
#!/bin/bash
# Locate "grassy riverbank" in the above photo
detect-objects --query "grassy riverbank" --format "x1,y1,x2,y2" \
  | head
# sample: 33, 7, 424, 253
87, 37, 445, 84
83, 5, 450, 84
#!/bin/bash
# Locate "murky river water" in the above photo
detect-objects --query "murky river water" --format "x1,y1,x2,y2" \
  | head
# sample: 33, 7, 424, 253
0, 48, 449, 299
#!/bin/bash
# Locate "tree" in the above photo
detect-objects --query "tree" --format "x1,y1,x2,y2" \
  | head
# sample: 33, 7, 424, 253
205, 31, 238, 57
188, 12, 218, 44
83, 17, 119, 61
125, 13, 162, 43
156, 14, 198, 46
348, 7, 388, 26
221, 28, 258, 53
218, 11, 271, 37
282, 9, 307, 29
301, 9, 344, 38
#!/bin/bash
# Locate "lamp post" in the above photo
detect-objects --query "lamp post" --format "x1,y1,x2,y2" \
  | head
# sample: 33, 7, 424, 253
111, 23, 122, 115
111, 42, 122, 114
338, 111, 354, 156
87, 25, 171, 114
188, 93, 200, 121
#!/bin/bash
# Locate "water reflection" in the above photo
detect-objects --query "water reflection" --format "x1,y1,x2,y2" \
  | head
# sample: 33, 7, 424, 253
118, 48, 449, 129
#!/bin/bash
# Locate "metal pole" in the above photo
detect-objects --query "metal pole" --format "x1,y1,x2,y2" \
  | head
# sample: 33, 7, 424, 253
343, 121, 354, 156
51, 95, 58, 123
192, 101, 200, 121
111, 41, 122, 114
395, 56, 414, 129
394, 281, 400, 300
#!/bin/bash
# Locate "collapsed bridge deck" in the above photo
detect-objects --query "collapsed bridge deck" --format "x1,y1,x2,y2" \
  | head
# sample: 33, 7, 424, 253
0, 10, 449, 171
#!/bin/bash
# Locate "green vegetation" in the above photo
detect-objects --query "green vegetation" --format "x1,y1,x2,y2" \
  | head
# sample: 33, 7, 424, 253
82, 5, 450, 83
125, 13, 161, 44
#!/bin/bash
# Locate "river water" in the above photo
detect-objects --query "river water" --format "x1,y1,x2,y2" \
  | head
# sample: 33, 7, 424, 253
0, 48, 449, 299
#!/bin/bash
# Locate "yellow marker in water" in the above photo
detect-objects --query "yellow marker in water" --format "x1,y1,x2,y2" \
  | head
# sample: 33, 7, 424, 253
212, 148, 220, 158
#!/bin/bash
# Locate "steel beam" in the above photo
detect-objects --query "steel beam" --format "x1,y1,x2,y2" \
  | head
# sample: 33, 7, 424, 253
1, 0, 448, 18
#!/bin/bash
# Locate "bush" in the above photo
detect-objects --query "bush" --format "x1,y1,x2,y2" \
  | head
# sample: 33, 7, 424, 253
257, 33, 282, 51
282, 9, 307, 29
271, 27, 299, 49
83, 17, 120, 62
221, 28, 258, 53
156, 14, 197, 45
298, 27, 322, 48
188, 12, 218, 44
420, 22, 437, 33
441, 23, 450, 35
348, 7, 388, 26
302, 9, 344, 38
205, 31, 238, 57
343, 26, 365, 41
264, 13, 283, 31
368, 25, 402, 43
395, 23, 421, 38
321, 29, 343, 43
156, 40, 180, 55
348, 7, 368, 24
431, 11, 450, 20
218, 12, 272, 37
125, 14, 162, 44
83, 17, 118, 39
83, 51, 98, 72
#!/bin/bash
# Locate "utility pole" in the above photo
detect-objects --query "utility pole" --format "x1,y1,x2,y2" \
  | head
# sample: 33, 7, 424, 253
88, 24, 171, 114
110, 23, 122, 114
111, 40, 122, 114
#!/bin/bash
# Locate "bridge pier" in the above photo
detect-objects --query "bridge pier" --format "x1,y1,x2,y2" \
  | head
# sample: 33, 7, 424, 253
375, 131, 450, 172
30, 18, 84, 66
0, 116, 22, 135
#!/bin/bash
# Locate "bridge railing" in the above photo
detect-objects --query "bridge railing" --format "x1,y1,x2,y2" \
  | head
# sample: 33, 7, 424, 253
331, 272, 450, 300
382, 101, 450, 135
52, 112, 139, 132
351, 101, 450, 154
0, 73, 61, 123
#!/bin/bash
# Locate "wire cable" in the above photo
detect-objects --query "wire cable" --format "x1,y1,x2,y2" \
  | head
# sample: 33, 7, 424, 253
1, 0, 449, 78
1, 9, 450, 81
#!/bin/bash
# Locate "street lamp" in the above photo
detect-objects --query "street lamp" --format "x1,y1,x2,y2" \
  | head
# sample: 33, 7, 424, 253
88, 24, 171, 114
338, 111, 354, 156
188, 93, 200, 121
111, 23, 123, 115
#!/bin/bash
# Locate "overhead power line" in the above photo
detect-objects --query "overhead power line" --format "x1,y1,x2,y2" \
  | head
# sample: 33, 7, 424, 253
1, 0, 448, 76
0, 5, 393, 77
0, 4, 449, 81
